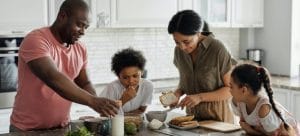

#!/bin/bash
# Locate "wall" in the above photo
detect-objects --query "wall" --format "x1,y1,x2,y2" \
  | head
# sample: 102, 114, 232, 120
240, 0, 292, 76
291, 0, 300, 77
81, 28, 240, 84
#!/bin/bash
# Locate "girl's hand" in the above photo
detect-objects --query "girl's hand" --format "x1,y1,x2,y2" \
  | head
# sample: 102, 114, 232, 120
279, 123, 295, 136
178, 94, 202, 109
240, 121, 264, 135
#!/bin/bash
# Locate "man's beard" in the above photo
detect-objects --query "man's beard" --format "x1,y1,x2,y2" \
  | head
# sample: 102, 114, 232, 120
66, 36, 75, 45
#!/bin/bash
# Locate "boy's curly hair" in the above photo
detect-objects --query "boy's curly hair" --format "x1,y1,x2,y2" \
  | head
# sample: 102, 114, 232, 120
111, 48, 146, 76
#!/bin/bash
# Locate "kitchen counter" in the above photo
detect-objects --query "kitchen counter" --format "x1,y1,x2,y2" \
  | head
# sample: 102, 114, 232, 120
0, 112, 245, 136
118, 75, 300, 92
0, 125, 245, 136
271, 75, 300, 91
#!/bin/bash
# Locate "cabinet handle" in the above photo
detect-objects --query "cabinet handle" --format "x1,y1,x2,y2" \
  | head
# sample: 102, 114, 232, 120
0, 53, 18, 57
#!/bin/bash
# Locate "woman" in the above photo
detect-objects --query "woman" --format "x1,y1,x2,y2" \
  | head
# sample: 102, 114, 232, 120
167, 10, 235, 123
100, 48, 153, 114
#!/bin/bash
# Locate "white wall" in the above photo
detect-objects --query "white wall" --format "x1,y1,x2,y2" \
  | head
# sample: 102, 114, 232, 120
240, 0, 292, 76
291, 0, 300, 77
81, 28, 240, 84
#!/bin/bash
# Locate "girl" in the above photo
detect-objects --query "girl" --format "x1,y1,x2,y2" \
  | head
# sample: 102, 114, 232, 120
99, 48, 153, 114
230, 63, 299, 135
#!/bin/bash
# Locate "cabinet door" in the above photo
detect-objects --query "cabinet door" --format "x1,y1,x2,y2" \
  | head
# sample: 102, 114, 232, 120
273, 88, 291, 111
292, 91, 300, 121
193, 0, 231, 27
48, 0, 96, 28
110, 0, 178, 27
178, 0, 193, 10
95, 0, 111, 27
0, 0, 48, 34
231, 0, 264, 27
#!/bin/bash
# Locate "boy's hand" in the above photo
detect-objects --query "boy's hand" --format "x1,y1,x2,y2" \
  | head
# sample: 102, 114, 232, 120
120, 86, 137, 105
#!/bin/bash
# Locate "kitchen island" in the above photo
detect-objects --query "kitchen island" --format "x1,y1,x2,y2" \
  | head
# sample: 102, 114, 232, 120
0, 124, 245, 136
1, 112, 246, 136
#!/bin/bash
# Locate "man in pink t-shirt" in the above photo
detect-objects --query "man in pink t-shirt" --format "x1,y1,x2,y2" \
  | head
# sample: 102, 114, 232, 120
10, 0, 119, 131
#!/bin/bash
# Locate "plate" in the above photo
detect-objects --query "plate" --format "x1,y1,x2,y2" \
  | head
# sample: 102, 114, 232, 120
168, 123, 199, 130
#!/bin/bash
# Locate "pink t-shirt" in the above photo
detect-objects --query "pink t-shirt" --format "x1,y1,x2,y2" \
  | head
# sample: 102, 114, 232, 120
10, 27, 87, 130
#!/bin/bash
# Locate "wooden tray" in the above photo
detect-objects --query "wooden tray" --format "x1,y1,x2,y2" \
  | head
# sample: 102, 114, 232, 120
198, 120, 241, 132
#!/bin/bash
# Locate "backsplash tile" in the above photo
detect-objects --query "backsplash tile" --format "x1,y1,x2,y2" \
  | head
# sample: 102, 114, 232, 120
81, 28, 239, 84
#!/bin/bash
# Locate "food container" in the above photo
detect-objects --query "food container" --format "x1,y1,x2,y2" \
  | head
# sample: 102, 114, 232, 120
84, 118, 111, 135
145, 111, 167, 122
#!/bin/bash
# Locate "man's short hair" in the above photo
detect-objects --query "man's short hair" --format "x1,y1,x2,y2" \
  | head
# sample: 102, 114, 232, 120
59, 0, 89, 16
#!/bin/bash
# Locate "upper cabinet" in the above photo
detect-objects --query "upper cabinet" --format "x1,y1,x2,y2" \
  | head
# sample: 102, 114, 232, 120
94, 0, 263, 28
194, 0, 231, 27
231, 0, 264, 27
0, 0, 264, 34
193, 0, 263, 28
0, 0, 48, 35
109, 0, 178, 27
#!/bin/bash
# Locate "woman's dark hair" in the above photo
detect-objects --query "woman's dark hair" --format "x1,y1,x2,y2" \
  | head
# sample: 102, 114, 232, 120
231, 63, 289, 130
168, 10, 211, 36
111, 48, 146, 76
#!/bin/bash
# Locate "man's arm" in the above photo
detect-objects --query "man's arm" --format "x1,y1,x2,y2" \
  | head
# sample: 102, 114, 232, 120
74, 69, 96, 96
27, 57, 118, 116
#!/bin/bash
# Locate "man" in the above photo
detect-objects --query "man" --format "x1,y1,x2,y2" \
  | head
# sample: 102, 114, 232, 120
10, 0, 118, 131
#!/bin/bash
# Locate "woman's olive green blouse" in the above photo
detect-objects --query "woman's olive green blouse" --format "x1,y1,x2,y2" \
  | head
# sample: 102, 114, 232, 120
173, 34, 234, 123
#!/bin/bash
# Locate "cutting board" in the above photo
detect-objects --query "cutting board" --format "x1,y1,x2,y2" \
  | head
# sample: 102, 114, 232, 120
198, 120, 241, 132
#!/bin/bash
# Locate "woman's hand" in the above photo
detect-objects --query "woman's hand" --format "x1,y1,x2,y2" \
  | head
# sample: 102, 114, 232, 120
178, 94, 202, 109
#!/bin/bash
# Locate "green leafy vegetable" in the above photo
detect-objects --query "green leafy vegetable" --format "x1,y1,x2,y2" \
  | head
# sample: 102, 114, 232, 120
65, 126, 93, 136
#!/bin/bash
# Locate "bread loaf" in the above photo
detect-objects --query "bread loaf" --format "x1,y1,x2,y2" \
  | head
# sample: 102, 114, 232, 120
169, 115, 195, 126
159, 92, 177, 107
178, 121, 199, 127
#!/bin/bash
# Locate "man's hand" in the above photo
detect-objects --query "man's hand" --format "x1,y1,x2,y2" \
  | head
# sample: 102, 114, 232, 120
120, 86, 137, 105
178, 94, 202, 109
89, 97, 119, 117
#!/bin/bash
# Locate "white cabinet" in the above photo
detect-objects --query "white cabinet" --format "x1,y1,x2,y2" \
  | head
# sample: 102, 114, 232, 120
231, 0, 264, 27
108, 0, 178, 27
193, 0, 231, 27
48, 0, 97, 29
95, 0, 194, 28
193, 0, 263, 27
291, 91, 300, 121
273, 87, 291, 111
273, 87, 300, 121
0, 0, 48, 34
0, 109, 12, 134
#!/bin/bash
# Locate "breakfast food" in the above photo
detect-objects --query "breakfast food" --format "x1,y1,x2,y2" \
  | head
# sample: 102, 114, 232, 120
159, 91, 178, 107
169, 115, 195, 126
178, 120, 199, 127
124, 115, 143, 128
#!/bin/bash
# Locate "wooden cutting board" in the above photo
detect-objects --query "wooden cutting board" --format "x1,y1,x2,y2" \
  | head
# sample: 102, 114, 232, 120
198, 120, 241, 132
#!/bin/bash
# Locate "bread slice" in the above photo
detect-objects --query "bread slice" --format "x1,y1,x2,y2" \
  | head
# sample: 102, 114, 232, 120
159, 92, 177, 107
178, 121, 199, 127
169, 115, 195, 126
